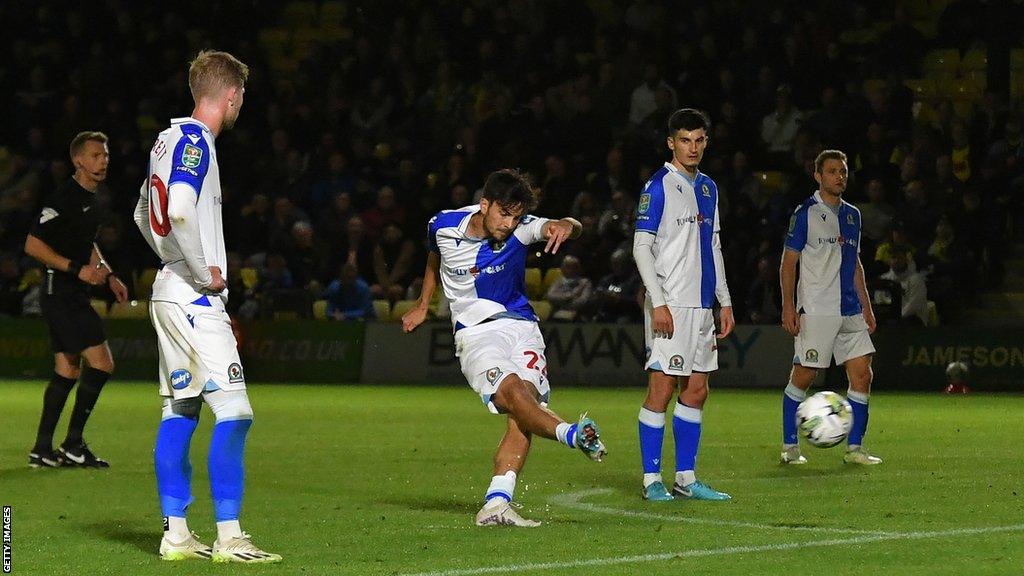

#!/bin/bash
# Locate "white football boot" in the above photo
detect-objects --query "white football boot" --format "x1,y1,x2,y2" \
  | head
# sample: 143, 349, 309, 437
211, 532, 282, 563
159, 532, 213, 561
474, 500, 541, 527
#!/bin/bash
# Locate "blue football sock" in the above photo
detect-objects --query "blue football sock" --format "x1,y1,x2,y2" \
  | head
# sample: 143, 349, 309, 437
638, 407, 666, 474
672, 401, 702, 479
783, 383, 806, 445
847, 389, 869, 447
155, 415, 199, 518
209, 418, 252, 522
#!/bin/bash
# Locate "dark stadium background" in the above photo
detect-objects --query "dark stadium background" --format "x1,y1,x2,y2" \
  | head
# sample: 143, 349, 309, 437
1, 0, 1022, 386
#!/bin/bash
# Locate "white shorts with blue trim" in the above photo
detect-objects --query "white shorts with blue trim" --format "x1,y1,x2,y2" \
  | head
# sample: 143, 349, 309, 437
454, 318, 550, 414
643, 301, 718, 376
794, 314, 875, 368
150, 298, 246, 399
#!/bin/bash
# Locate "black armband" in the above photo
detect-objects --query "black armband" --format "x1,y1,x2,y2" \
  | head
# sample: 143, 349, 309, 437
66, 260, 82, 277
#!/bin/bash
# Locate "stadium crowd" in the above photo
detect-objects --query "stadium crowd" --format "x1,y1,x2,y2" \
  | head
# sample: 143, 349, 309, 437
1, 1, 1022, 325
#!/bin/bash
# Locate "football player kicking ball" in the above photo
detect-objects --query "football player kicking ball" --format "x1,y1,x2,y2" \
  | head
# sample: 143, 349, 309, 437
633, 109, 735, 502
779, 150, 881, 466
403, 168, 607, 527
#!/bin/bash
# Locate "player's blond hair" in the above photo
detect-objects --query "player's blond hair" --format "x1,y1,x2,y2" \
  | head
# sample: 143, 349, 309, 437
814, 149, 847, 173
69, 131, 108, 158
188, 50, 249, 102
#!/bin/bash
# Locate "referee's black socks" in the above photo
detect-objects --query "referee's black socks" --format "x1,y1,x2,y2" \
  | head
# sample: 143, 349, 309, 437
34, 373, 77, 452
64, 367, 110, 446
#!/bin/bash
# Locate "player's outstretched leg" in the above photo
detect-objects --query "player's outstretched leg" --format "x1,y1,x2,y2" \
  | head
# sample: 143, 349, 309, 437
843, 357, 881, 465
671, 374, 730, 501
476, 417, 541, 527
491, 375, 607, 461
205, 389, 281, 563
155, 397, 210, 560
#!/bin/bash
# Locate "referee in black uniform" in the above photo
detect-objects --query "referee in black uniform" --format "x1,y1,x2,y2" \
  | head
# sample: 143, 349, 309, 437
24, 131, 129, 468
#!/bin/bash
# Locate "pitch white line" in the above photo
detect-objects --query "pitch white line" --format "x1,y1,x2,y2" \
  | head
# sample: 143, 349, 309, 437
549, 489, 893, 536
402, 523, 1024, 576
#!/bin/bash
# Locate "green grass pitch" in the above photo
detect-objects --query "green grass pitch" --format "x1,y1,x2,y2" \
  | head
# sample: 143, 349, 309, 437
1, 381, 1021, 575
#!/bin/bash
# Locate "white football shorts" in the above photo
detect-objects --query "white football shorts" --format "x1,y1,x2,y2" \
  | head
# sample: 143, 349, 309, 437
454, 317, 550, 414
150, 299, 246, 399
643, 301, 718, 376
794, 313, 875, 368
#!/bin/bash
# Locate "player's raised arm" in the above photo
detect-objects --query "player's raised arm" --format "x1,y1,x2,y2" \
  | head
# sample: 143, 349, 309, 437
541, 217, 581, 254
403, 250, 440, 333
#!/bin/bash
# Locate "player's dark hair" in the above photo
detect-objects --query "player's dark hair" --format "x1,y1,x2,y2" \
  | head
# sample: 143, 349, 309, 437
481, 169, 537, 212
814, 149, 848, 173
69, 131, 108, 158
667, 108, 711, 136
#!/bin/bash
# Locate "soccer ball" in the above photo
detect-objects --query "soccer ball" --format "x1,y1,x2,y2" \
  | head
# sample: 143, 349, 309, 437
796, 391, 853, 448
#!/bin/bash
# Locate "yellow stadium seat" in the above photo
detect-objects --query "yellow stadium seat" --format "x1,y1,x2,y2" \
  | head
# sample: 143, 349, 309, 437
525, 268, 543, 300
390, 300, 417, 322
373, 299, 390, 320
135, 267, 158, 299
903, 78, 936, 100
1010, 49, 1024, 71
90, 299, 109, 318
241, 267, 258, 291
530, 300, 552, 321
921, 49, 960, 78
313, 299, 328, 320
109, 300, 149, 319
542, 268, 563, 295
960, 49, 987, 74
755, 171, 785, 192
18, 268, 43, 291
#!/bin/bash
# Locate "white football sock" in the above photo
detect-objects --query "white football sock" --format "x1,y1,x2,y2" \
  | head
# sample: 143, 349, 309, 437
165, 516, 190, 541
217, 520, 243, 542
675, 470, 697, 487
484, 470, 517, 506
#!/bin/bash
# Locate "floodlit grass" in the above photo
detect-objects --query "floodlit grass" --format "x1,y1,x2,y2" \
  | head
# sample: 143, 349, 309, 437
1, 381, 1021, 575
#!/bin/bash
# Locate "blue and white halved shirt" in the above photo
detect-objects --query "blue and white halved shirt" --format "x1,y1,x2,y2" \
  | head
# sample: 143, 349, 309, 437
428, 206, 549, 330
635, 162, 730, 309
784, 191, 863, 316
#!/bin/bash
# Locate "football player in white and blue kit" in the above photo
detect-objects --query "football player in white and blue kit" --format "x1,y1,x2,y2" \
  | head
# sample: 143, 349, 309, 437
780, 150, 882, 466
133, 51, 281, 563
403, 169, 607, 527
633, 109, 735, 502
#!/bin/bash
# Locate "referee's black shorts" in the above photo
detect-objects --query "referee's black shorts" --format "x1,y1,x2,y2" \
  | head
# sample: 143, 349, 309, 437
40, 292, 107, 354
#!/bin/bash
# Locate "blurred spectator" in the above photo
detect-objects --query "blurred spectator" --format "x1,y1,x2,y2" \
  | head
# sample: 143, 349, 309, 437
237, 193, 272, 257
874, 225, 917, 277
880, 246, 928, 325
585, 248, 641, 323
317, 192, 356, 246
0, 252, 24, 317
338, 216, 376, 283
284, 221, 332, 292
745, 254, 781, 325
856, 178, 895, 252
324, 263, 376, 321
761, 85, 803, 161
371, 222, 418, 302
361, 185, 406, 239
629, 63, 677, 126
545, 255, 593, 322
309, 152, 356, 212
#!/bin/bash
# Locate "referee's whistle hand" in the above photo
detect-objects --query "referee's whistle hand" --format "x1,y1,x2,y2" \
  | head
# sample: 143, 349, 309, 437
79, 266, 109, 286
